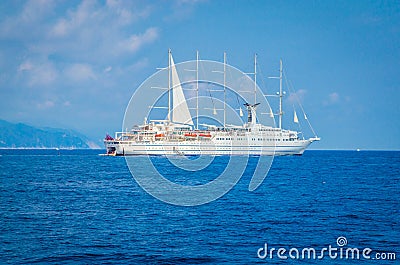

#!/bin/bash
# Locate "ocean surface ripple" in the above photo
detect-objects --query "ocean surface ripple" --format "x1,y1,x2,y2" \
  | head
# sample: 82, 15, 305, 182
0, 150, 399, 264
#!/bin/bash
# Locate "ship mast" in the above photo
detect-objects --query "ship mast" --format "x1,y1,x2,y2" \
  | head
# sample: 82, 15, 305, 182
278, 59, 283, 129
223, 52, 226, 128
267, 59, 284, 128
168, 49, 171, 122
196, 50, 199, 130
254, 53, 257, 104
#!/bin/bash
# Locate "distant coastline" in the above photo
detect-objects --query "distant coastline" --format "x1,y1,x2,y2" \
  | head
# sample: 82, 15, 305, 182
0, 119, 100, 149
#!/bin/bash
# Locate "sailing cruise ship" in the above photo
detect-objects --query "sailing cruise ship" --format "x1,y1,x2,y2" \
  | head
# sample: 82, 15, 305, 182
104, 51, 319, 156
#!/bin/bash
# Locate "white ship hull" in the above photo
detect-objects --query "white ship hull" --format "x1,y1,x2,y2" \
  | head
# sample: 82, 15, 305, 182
105, 135, 318, 156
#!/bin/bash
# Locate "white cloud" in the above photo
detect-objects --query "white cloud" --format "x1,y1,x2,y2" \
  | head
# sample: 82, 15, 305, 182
117, 27, 159, 54
0, 0, 204, 141
37, 100, 55, 109
32, 66, 58, 86
36, 1, 160, 65
323, 92, 341, 106
64, 63, 96, 81
50, 0, 94, 37
18, 61, 33, 72
20, 0, 55, 23
166, 0, 207, 21
128, 58, 150, 72
0, 0, 55, 40
106, 0, 152, 25
19, 60, 58, 86
51, 18, 69, 37
329, 92, 339, 103
287, 89, 307, 104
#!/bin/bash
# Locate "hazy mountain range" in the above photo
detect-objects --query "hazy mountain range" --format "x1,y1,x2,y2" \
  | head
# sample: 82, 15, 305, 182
0, 120, 100, 149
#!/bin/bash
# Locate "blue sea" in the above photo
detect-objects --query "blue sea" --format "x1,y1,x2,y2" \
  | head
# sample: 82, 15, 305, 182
0, 150, 399, 264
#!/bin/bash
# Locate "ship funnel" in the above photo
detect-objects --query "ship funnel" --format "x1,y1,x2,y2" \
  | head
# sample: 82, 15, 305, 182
244, 103, 260, 127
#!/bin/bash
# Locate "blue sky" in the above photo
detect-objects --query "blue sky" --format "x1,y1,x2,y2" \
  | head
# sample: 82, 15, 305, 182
0, 0, 399, 150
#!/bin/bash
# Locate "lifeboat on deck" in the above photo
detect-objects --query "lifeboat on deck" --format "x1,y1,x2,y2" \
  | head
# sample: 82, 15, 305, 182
184, 133, 197, 138
198, 133, 211, 138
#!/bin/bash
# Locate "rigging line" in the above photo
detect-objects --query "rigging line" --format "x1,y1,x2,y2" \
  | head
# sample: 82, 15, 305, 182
197, 57, 217, 114
256, 59, 275, 119
256, 58, 268, 96
235, 92, 241, 106
206, 82, 217, 112
283, 69, 318, 137
224, 59, 243, 115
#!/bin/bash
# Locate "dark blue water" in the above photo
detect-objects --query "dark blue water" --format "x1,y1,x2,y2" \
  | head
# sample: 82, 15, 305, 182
0, 150, 399, 264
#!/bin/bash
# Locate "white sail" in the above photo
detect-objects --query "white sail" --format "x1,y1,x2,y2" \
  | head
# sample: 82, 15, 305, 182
294, 110, 299, 123
213, 107, 217, 115
170, 55, 194, 126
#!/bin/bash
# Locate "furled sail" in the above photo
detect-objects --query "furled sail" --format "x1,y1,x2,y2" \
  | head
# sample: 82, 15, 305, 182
269, 108, 274, 118
170, 55, 194, 126
294, 110, 299, 123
